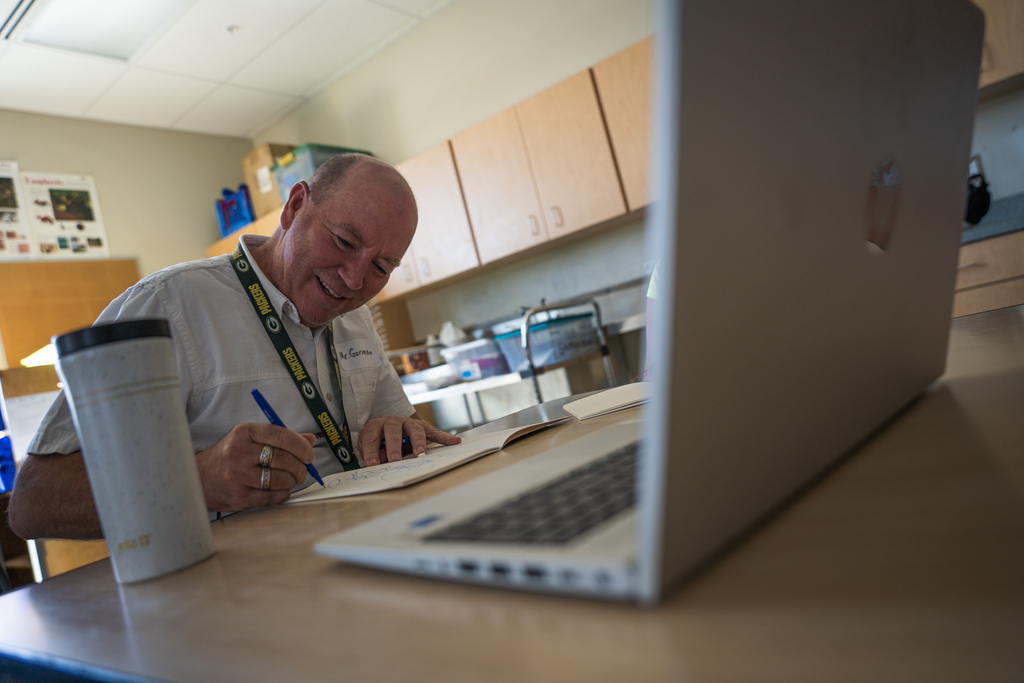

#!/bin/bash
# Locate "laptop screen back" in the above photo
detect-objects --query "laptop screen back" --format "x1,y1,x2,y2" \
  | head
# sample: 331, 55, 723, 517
637, 0, 983, 603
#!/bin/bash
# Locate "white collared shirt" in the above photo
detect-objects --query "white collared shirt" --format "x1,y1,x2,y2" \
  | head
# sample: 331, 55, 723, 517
30, 235, 412, 487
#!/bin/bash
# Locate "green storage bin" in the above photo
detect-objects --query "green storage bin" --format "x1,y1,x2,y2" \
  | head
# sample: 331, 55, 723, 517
271, 143, 373, 203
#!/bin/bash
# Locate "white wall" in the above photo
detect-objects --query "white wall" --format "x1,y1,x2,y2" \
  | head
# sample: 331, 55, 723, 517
255, 0, 656, 164
0, 108, 253, 276
972, 89, 1024, 199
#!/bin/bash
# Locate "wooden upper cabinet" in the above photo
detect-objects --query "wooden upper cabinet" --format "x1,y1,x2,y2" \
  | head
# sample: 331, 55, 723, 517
973, 0, 1024, 89
379, 141, 480, 299
592, 37, 653, 211
379, 245, 422, 299
451, 108, 550, 264
516, 70, 627, 239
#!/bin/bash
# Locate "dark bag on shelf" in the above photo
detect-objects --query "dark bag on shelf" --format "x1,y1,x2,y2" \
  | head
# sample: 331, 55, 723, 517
964, 173, 991, 226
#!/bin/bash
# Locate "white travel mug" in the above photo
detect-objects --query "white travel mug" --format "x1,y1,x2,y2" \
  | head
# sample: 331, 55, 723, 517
54, 319, 214, 583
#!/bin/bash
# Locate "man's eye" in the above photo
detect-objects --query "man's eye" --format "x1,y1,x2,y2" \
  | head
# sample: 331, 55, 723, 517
336, 235, 354, 249
374, 262, 389, 275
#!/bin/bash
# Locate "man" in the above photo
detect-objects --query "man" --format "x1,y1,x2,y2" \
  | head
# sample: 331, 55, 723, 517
9, 153, 459, 540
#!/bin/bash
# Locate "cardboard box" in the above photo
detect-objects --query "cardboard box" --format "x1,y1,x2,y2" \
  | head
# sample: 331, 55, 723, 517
242, 143, 295, 218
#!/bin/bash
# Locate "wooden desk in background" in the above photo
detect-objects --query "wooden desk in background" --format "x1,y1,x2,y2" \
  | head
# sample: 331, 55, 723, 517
0, 306, 1022, 682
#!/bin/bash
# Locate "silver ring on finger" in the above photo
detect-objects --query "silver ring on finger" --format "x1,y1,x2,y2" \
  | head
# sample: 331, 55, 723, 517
260, 466, 271, 491
258, 444, 274, 468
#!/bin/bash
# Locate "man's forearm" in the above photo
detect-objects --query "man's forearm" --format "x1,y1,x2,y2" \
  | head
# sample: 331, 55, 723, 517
7, 452, 104, 540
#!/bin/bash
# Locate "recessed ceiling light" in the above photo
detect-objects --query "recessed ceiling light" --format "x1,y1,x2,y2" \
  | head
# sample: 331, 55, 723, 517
17, 0, 192, 61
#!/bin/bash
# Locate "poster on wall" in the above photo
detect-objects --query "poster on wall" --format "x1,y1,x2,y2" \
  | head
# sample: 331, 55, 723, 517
0, 160, 38, 260
20, 171, 110, 257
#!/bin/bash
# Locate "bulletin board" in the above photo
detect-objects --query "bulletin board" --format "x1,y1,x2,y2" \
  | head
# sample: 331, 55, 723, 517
0, 161, 37, 261
19, 171, 110, 258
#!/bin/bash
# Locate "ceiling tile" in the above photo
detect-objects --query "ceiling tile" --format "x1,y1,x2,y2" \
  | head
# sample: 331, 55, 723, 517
83, 68, 219, 128
0, 43, 126, 118
373, 0, 453, 19
18, 0, 194, 62
229, 0, 415, 97
134, 0, 323, 82
172, 84, 300, 137
0, 0, 455, 137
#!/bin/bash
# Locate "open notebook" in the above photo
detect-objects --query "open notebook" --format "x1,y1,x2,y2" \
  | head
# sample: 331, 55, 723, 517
286, 417, 567, 503
562, 382, 650, 421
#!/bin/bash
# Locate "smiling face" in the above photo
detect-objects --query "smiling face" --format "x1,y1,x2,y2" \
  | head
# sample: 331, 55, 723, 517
267, 158, 417, 327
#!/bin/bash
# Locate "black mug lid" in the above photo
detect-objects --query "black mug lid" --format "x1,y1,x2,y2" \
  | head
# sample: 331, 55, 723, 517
54, 319, 171, 356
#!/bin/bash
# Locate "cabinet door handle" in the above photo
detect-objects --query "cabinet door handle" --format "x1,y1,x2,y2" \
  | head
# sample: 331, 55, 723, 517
419, 258, 431, 277
527, 215, 540, 235
957, 261, 984, 271
403, 263, 415, 282
549, 206, 564, 227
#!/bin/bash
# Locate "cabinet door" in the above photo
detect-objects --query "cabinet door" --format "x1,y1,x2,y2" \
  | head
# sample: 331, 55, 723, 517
952, 230, 1024, 316
973, 0, 1024, 89
592, 37, 653, 211
451, 107, 550, 264
955, 229, 1024, 290
378, 245, 422, 299
398, 141, 480, 285
0, 259, 140, 366
516, 70, 627, 239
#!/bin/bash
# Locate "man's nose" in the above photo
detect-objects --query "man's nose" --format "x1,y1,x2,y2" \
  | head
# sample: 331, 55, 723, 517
338, 257, 368, 291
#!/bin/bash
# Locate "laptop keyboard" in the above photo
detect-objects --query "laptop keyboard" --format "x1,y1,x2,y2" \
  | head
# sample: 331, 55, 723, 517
424, 442, 638, 545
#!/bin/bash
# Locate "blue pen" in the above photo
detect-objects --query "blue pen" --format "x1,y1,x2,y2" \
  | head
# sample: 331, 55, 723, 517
250, 388, 325, 487
379, 436, 412, 451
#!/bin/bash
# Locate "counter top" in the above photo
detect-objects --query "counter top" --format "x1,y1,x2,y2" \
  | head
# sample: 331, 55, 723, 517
961, 191, 1024, 245
1, 305, 1023, 682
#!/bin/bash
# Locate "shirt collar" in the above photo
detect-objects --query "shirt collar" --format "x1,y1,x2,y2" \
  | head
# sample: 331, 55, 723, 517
239, 234, 317, 330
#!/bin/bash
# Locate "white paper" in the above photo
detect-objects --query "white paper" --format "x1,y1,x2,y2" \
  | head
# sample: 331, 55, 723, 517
0, 160, 37, 260
20, 171, 109, 257
286, 419, 565, 503
562, 382, 650, 420
3, 390, 61, 463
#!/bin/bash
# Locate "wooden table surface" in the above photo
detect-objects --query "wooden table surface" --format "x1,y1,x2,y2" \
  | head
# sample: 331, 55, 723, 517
1, 306, 1022, 682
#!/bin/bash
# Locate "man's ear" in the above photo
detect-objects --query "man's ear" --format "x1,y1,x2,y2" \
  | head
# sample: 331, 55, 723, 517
279, 180, 310, 232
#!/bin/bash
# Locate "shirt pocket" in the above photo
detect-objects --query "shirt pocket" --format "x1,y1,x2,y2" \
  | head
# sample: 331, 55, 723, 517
343, 366, 380, 428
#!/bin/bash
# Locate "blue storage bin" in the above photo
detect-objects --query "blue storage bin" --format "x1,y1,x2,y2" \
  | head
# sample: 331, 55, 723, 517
216, 184, 254, 237
0, 436, 14, 493
495, 314, 599, 372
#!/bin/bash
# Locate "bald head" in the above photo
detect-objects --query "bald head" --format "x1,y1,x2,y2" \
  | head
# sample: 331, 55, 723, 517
308, 153, 417, 225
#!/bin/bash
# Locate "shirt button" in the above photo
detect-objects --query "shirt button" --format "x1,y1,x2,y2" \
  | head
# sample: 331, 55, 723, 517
326, 392, 334, 402
283, 303, 293, 314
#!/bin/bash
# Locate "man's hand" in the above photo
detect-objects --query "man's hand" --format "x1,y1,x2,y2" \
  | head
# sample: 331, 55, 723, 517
195, 423, 316, 513
359, 414, 461, 467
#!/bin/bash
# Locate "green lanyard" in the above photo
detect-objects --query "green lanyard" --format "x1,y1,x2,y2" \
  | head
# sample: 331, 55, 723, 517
231, 242, 359, 471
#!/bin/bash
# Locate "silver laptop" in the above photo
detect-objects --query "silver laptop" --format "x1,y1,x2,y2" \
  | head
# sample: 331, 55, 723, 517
315, 0, 984, 604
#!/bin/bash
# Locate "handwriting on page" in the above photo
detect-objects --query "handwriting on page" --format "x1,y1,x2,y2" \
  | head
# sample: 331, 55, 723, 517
285, 429, 520, 504
327, 454, 443, 484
